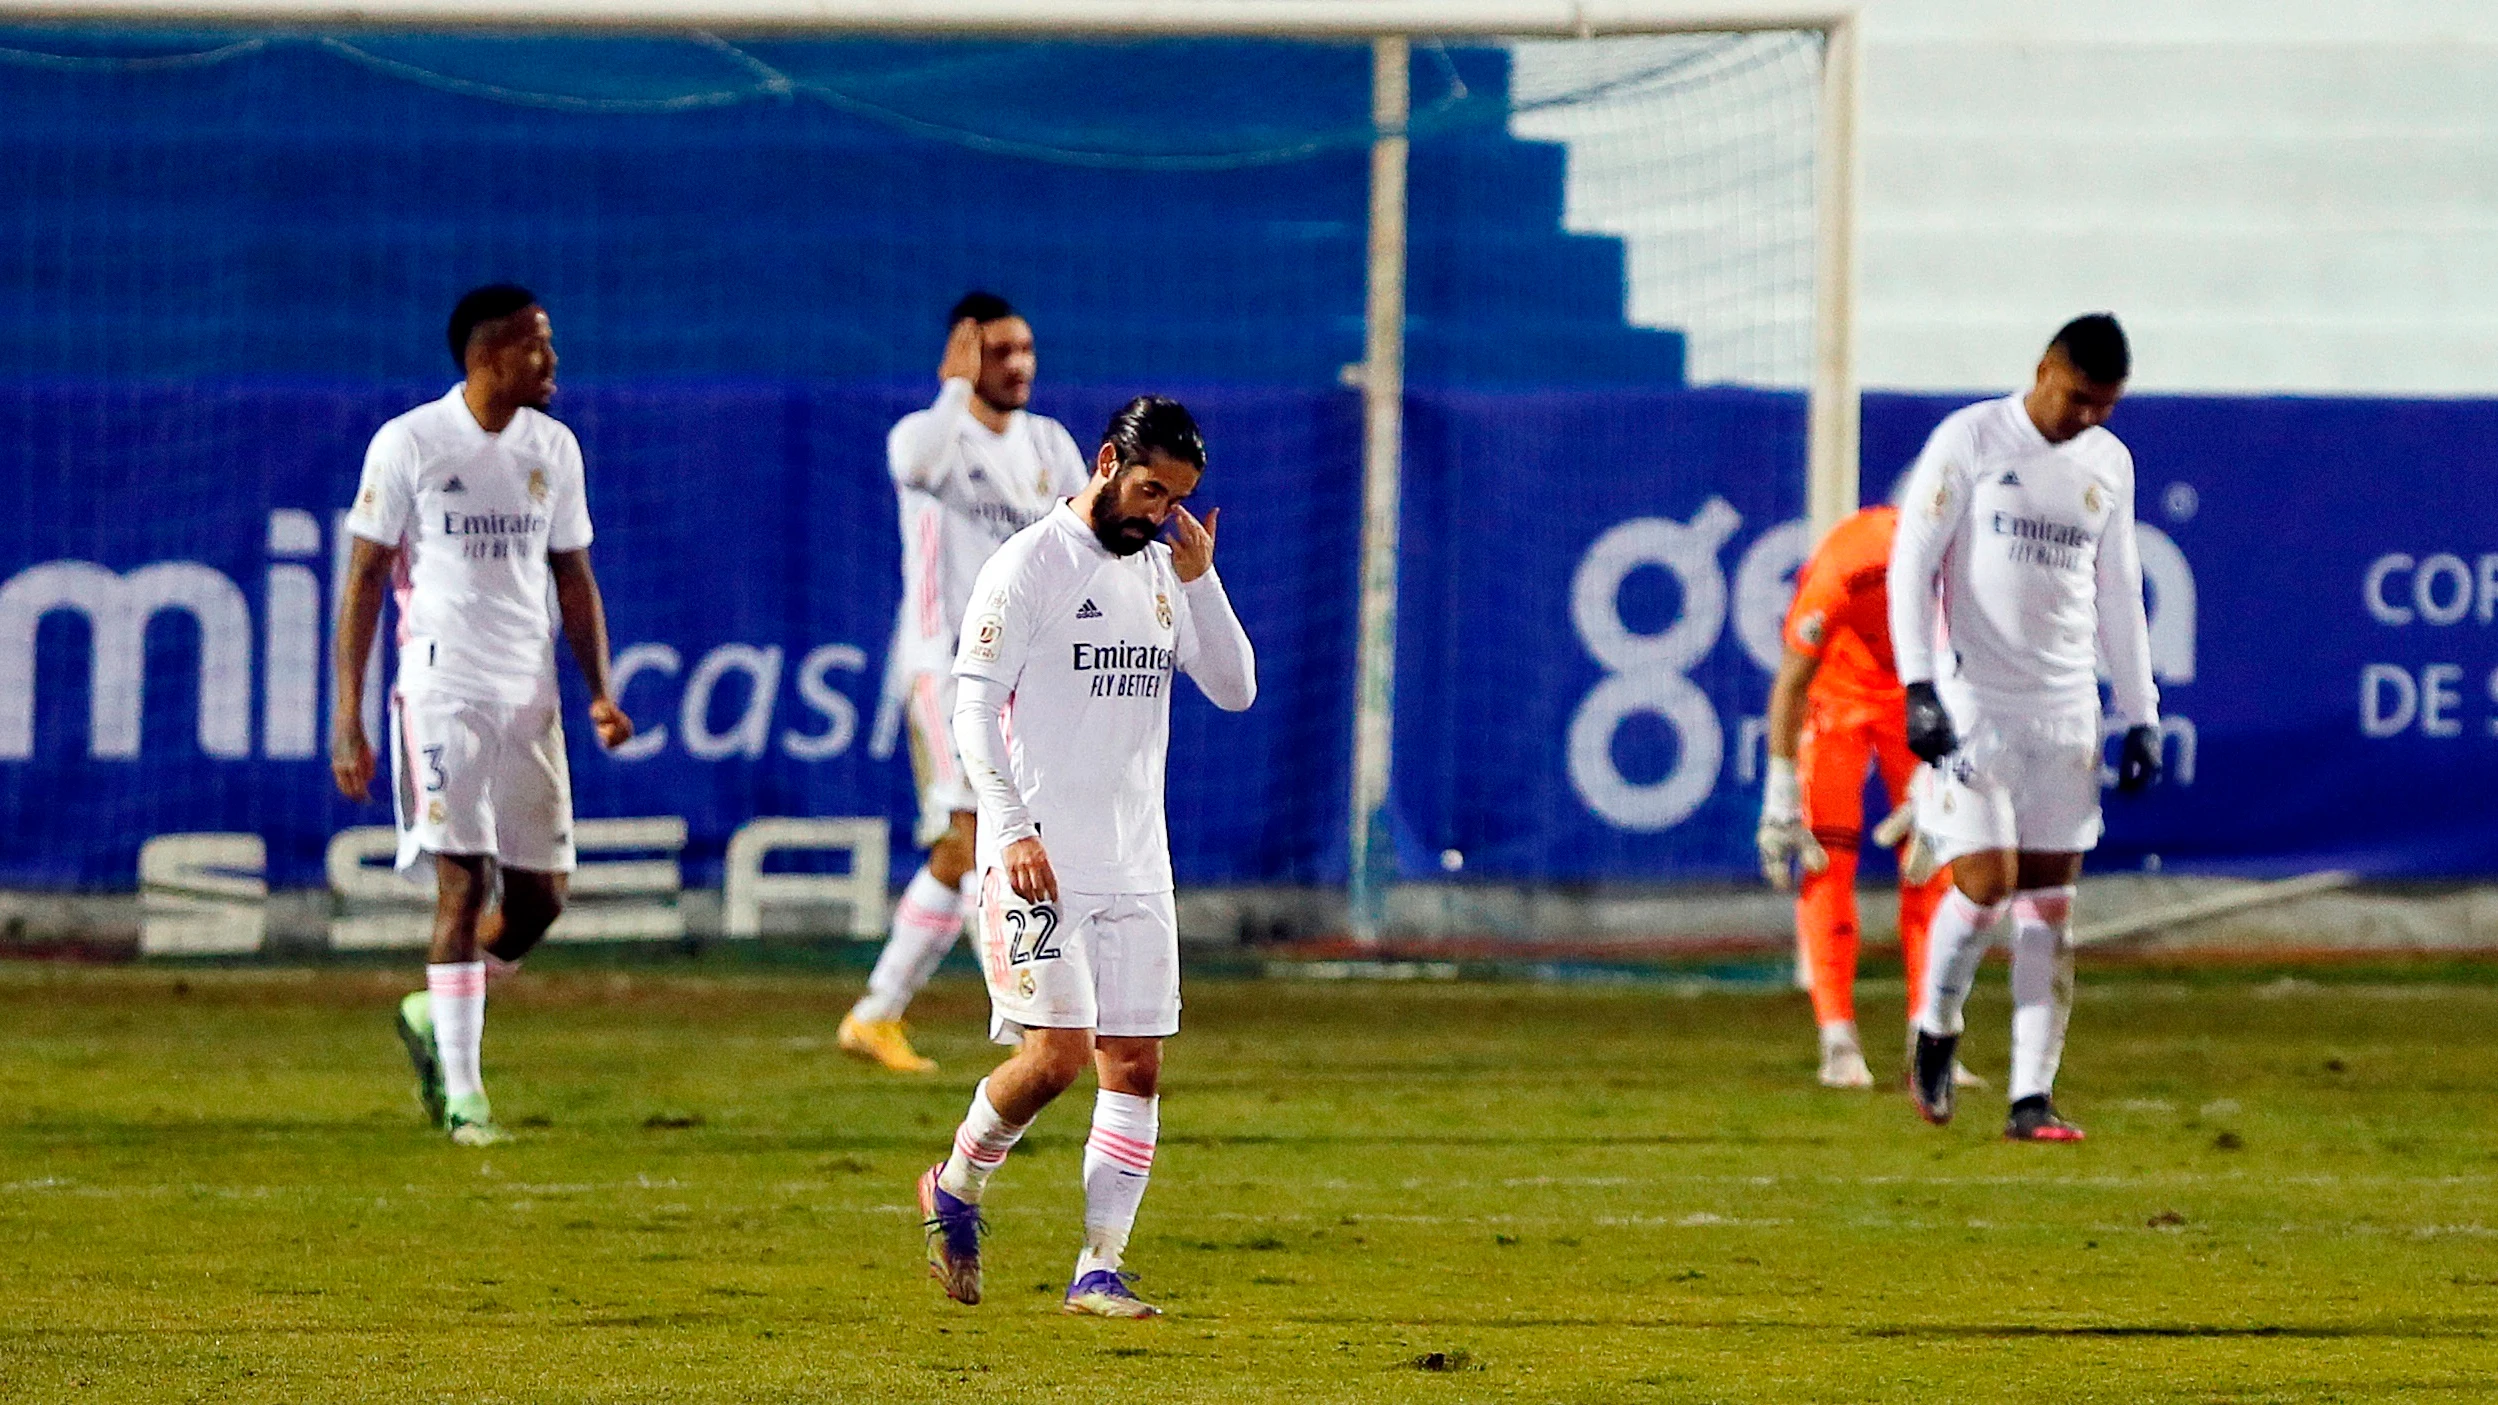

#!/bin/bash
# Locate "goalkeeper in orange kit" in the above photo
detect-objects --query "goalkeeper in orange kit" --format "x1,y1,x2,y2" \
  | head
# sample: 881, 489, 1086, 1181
1756, 505, 1974, 1090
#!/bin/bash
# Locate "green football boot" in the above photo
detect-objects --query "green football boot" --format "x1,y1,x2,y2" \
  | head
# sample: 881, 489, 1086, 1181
393, 992, 446, 1128
445, 1092, 509, 1148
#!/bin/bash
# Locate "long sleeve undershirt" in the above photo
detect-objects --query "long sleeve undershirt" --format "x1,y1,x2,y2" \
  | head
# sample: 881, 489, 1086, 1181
888, 378, 977, 491
1885, 451, 1960, 692
952, 673, 1034, 846
2094, 490, 2159, 729
1178, 569, 1257, 712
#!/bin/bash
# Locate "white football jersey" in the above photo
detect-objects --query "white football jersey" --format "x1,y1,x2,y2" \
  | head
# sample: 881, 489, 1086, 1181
887, 379, 1090, 680
953, 503, 1251, 894
345, 386, 593, 707
1888, 394, 2158, 729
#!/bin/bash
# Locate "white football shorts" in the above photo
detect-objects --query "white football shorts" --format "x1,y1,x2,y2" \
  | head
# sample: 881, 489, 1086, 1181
904, 670, 979, 847
975, 871, 1180, 1043
1916, 694, 2104, 862
390, 688, 576, 874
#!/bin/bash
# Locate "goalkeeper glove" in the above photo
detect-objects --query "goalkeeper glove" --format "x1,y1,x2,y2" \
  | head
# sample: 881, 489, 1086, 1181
1756, 757, 1827, 890
1872, 769, 1945, 884
1903, 680, 1958, 765
2117, 724, 2162, 794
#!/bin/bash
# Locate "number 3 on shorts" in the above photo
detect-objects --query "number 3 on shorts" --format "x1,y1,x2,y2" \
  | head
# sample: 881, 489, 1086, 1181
421, 744, 447, 794
1003, 905, 1063, 965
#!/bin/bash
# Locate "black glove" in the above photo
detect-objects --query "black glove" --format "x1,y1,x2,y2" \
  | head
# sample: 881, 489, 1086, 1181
1903, 680, 1958, 765
2117, 724, 2162, 794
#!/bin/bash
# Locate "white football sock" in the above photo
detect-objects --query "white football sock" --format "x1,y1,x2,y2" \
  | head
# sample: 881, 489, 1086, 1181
1818, 1019, 1861, 1055
1916, 888, 2007, 1038
853, 868, 962, 1023
938, 1079, 1027, 1204
1076, 1089, 1159, 1280
426, 961, 486, 1101
2008, 886, 2077, 1103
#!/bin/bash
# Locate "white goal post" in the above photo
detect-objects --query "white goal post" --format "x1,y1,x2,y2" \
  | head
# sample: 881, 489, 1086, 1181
9, 0, 1862, 943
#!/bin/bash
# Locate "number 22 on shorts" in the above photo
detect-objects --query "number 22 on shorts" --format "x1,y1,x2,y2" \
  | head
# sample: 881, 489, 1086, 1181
1003, 905, 1063, 965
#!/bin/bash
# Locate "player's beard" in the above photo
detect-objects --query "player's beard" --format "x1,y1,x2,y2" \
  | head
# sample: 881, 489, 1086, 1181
1088, 486, 1158, 557
974, 378, 1030, 417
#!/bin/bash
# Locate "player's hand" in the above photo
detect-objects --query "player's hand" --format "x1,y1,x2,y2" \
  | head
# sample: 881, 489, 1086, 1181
938, 317, 982, 385
1903, 681, 1958, 765
1755, 756, 1823, 889
589, 696, 634, 750
1003, 835, 1058, 906
1874, 798, 1947, 884
1170, 505, 1218, 583
331, 721, 374, 804
2116, 724, 2162, 794
1756, 818, 1827, 891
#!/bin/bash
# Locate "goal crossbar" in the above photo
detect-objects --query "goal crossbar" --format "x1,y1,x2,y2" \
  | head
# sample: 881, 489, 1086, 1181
0, 1, 1855, 38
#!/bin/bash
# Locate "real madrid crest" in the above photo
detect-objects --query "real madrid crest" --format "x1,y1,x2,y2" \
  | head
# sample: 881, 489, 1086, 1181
2083, 483, 2104, 514
526, 468, 549, 503
1016, 970, 1037, 999
1154, 592, 1173, 630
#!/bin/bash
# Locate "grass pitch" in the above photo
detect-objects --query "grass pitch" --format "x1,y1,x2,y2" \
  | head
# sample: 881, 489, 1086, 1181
3, 957, 2496, 1403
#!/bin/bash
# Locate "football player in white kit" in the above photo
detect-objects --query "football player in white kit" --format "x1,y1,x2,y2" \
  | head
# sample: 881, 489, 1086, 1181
844, 293, 1091, 1072
1887, 313, 2163, 1142
915, 396, 1255, 1319
332, 285, 634, 1147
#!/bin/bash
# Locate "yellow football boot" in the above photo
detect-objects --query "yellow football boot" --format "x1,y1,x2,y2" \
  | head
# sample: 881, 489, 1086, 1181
839, 1013, 937, 1073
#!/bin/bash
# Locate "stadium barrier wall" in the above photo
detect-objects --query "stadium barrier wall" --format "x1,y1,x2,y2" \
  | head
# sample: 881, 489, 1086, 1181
4, 382, 2495, 896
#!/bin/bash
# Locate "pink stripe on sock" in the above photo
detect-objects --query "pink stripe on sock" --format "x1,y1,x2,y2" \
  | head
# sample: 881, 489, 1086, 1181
428, 969, 486, 998
894, 897, 952, 929
1087, 1130, 1156, 1171
1089, 1126, 1155, 1158
955, 1133, 1009, 1168
2014, 891, 2074, 925
1087, 1142, 1153, 1173
1943, 887, 2007, 924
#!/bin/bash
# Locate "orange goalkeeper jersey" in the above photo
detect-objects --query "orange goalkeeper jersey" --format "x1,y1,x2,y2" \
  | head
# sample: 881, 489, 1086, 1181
1782, 505, 1904, 706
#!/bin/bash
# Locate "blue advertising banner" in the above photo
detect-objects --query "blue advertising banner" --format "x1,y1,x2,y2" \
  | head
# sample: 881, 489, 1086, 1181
3, 382, 2493, 890
0, 381, 1354, 890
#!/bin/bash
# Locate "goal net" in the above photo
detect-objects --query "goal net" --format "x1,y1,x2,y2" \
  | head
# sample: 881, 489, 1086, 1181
0, 4, 1852, 948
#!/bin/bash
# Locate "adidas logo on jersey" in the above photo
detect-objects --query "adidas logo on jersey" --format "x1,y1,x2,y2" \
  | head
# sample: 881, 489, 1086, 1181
1998, 471, 2021, 487
1075, 598, 1103, 620
443, 476, 467, 493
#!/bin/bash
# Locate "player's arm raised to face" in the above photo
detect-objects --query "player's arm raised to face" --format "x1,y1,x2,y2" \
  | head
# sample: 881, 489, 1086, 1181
2092, 455, 2159, 729
549, 550, 633, 750
888, 322, 983, 491
1885, 422, 1973, 688
1171, 507, 1256, 712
